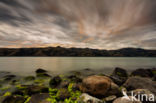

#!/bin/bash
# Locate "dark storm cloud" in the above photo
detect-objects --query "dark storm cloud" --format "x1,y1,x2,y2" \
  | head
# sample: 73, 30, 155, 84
0, 0, 156, 49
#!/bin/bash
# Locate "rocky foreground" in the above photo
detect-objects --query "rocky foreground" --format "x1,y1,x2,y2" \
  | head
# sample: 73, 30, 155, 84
0, 67, 156, 103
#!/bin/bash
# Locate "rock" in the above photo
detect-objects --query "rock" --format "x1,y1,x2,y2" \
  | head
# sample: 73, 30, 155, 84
36, 73, 51, 78
79, 93, 104, 103
3, 75, 16, 81
12, 90, 24, 96
28, 85, 49, 95
17, 85, 49, 95
36, 68, 47, 74
67, 75, 82, 83
80, 75, 119, 97
49, 76, 62, 88
24, 76, 35, 81
2, 95, 25, 103
129, 89, 156, 103
131, 69, 153, 78
59, 80, 70, 88
123, 77, 156, 95
113, 96, 142, 103
0, 72, 10, 79
104, 95, 117, 103
111, 67, 128, 85
28, 93, 50, 103
105, 82, 120, 96
113, 67, 128, 77
57, 88, 71, 100
71, 83, 80, 91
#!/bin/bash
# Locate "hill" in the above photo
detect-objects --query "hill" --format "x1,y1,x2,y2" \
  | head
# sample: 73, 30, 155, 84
0, 47, 156, 57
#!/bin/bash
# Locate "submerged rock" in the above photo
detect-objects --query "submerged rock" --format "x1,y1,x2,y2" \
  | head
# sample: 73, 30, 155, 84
111, 67, 128, 85
123, 77, 156, 95
80, 75, 119, 97
79, 93, 104, 103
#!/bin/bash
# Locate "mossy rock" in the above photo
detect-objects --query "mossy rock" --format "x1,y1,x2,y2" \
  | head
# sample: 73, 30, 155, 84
36, 73, 51, 78
2, 95, 25, 103
49, 76, 62, 88
56, 88, 70, 100
24, 76, 35, 81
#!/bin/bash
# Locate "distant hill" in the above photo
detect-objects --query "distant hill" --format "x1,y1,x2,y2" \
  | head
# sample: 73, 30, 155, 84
0, 47, 156, 57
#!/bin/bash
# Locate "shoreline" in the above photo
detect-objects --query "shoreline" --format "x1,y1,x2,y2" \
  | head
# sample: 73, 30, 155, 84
0, 67, 156, 103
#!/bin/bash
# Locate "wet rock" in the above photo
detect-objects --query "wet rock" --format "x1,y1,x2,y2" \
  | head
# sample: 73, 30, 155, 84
36, 68, 47, 74
104, 95, 117, 103
28, 93, 50, 103
17, 85, 49, 95
3, 75, 16, 81
128, 89, 155, 103
59, 80, 70, 88
113, 96, 142, 103
111, 67, 128, 85
67, 75, 82, 83
2, 95, 25, 103
105, 82, 120, 96
57, 88, 71, 100
0, 72, 10, 79
79, 93, 104, 103
36, 73, 51, 78
123, 77, 156, 95
131, 69, 153, 78
80, 75, 119, 97
49, 76, 62, 88
71, 83, 80, 91
12, 90, 24, 96
24, 76, 35, 81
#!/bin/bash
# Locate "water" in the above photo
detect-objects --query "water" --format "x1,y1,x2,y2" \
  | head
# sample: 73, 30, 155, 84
0, 57, 155, 75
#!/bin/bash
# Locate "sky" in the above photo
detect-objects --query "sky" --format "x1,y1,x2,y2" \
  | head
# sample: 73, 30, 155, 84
0, 0, 156, 50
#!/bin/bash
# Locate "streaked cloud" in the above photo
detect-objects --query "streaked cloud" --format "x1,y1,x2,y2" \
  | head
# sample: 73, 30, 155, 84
0, 0, 156, 49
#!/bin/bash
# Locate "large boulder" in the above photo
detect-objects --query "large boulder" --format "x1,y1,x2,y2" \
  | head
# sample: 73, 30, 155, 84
78, 93, 104, 103
80, 75, 119, 97
111, 67, 128, 85
123, 77, 156, 95
113, 96, 142, 103
131, 69, 153, 78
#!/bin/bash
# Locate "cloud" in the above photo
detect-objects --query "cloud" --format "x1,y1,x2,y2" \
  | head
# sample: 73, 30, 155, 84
0, 0, 156, 49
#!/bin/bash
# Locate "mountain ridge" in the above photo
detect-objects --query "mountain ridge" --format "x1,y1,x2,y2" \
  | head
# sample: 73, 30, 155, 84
0, 47, 156, 57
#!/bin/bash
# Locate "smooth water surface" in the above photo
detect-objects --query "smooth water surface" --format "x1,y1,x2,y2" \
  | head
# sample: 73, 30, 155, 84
0, 57, 155, 75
